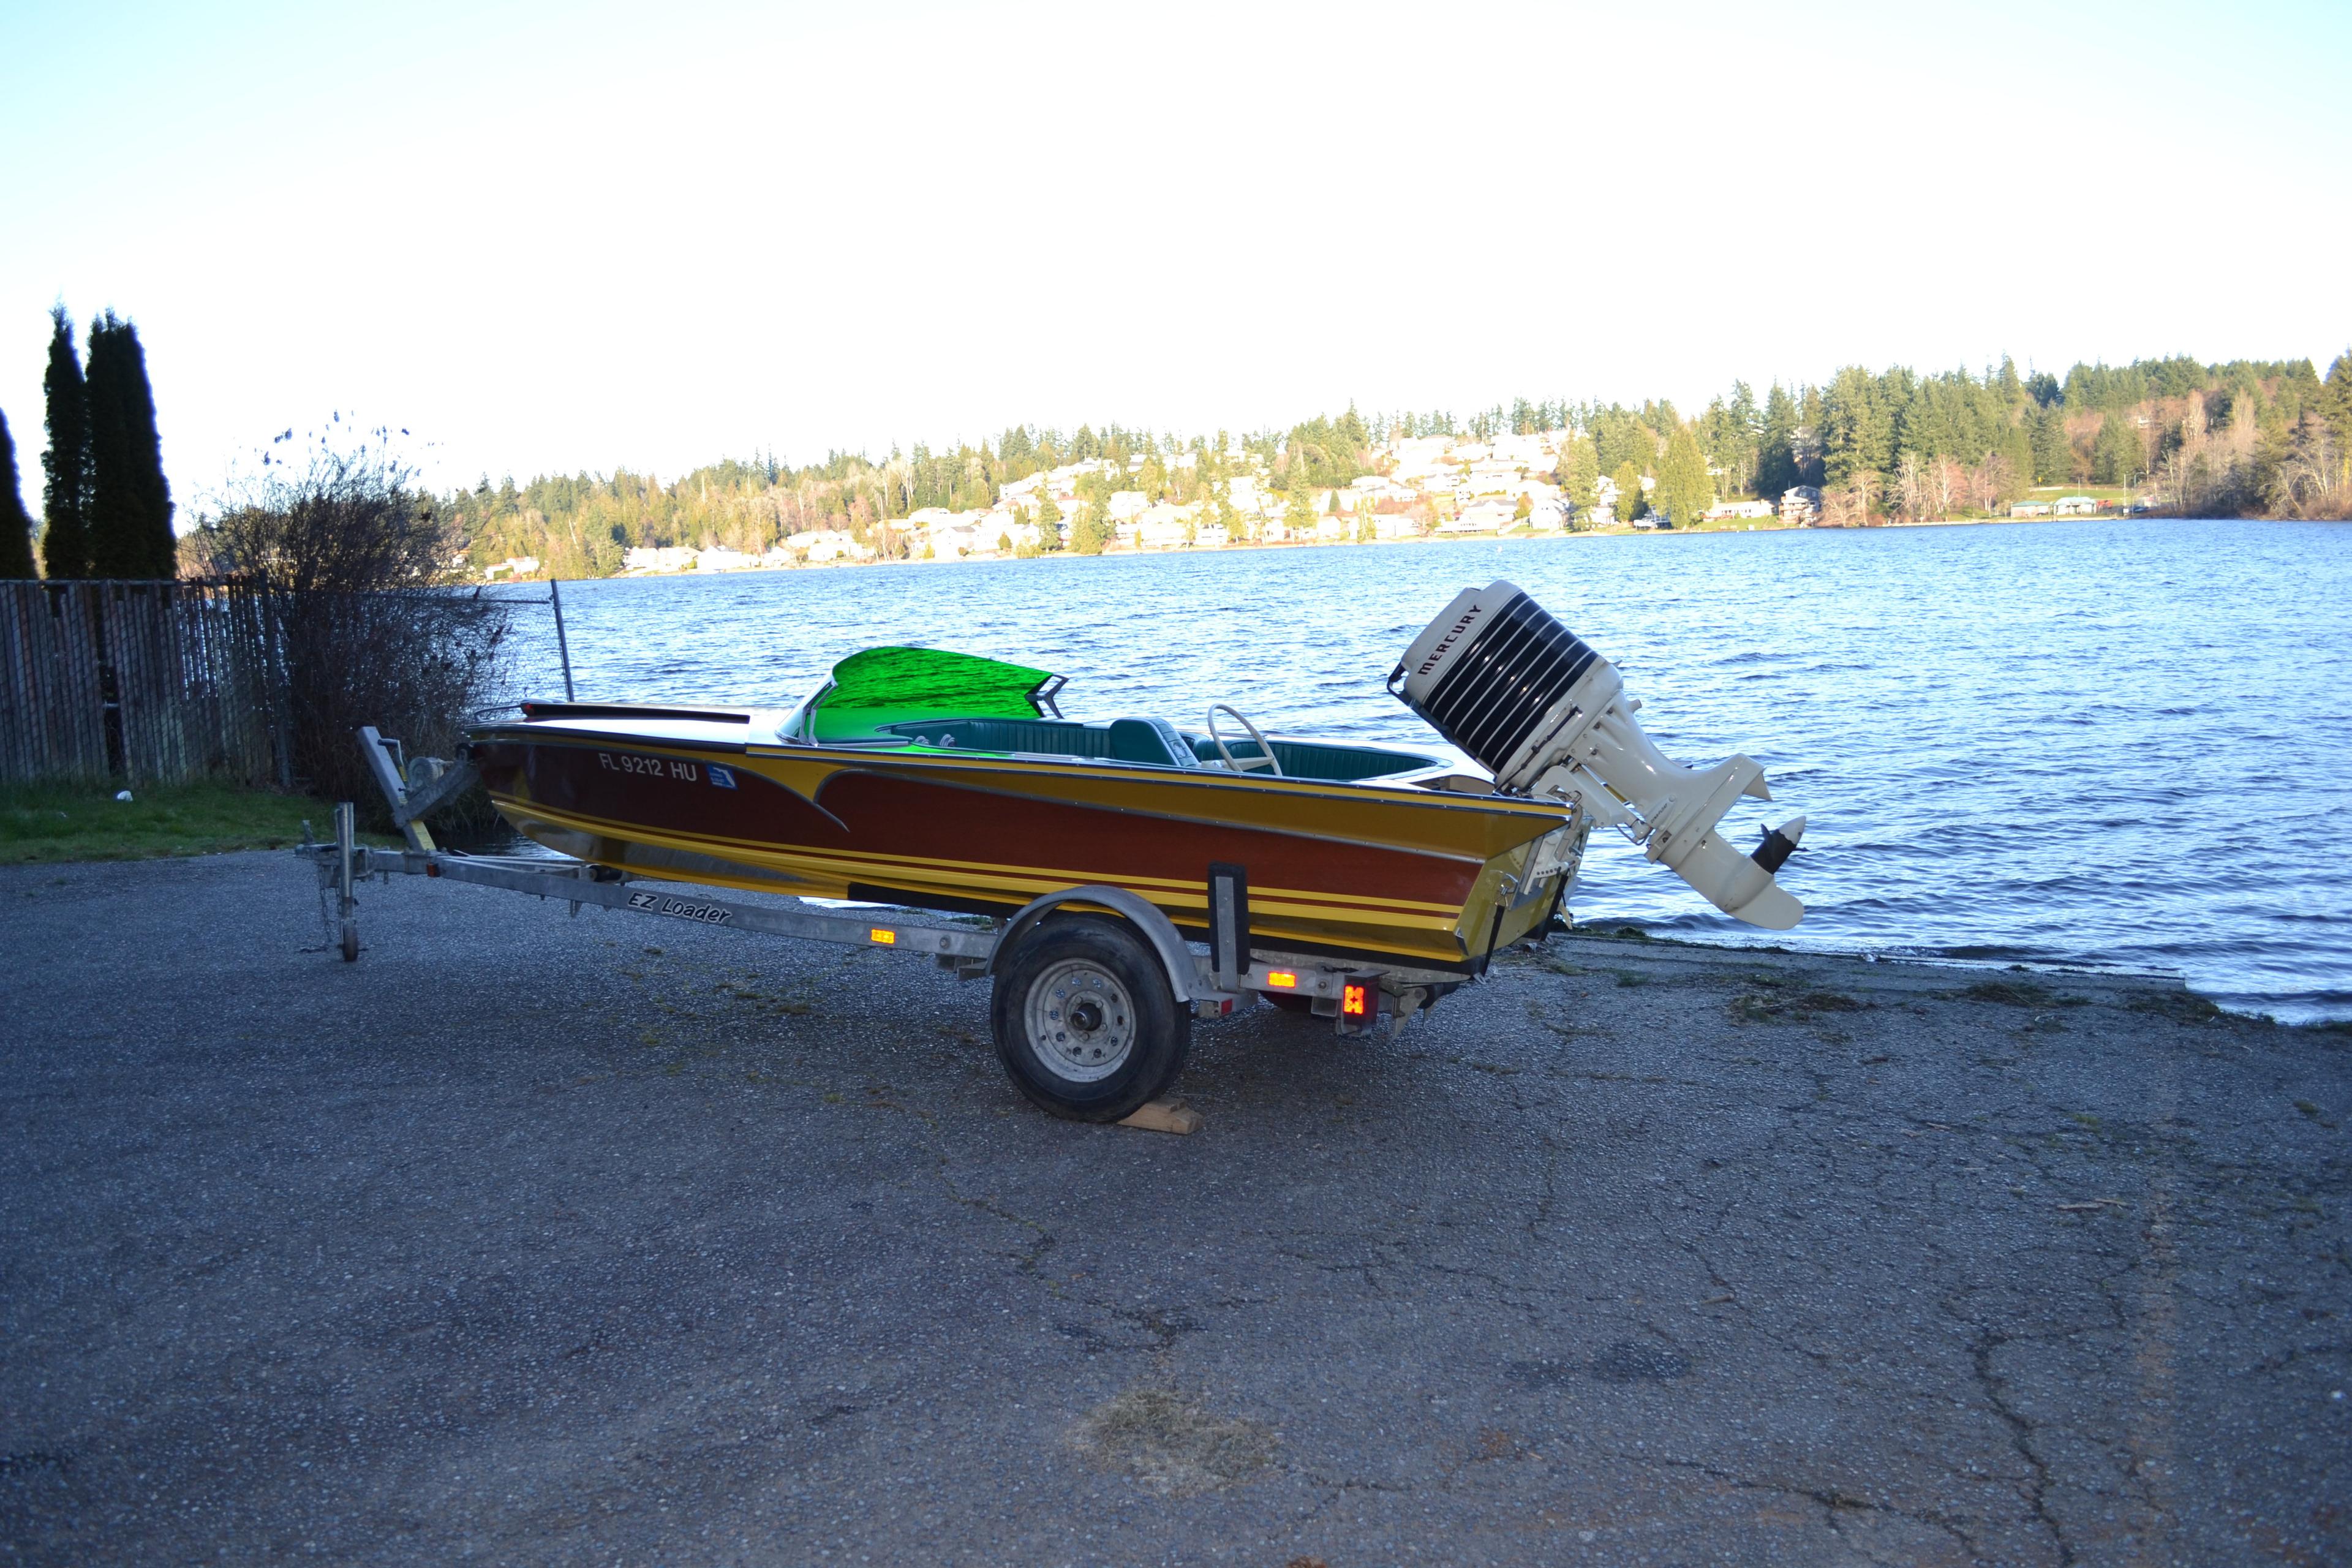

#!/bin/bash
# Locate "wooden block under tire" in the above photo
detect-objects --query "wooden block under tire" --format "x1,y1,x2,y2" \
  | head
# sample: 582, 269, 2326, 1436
1118, 1099, 1204, 1135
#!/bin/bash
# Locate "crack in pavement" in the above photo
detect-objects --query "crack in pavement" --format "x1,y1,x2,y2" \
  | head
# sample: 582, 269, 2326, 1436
1967, 1326, 2076, 1566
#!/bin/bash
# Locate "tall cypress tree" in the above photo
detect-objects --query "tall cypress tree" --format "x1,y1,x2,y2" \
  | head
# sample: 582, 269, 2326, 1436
0, 410, 36, 578
85, 311, 176, 579
39, 306, 91, 579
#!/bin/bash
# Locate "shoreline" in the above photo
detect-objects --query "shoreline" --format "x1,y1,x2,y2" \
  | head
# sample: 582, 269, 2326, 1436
511, 510, 2146, 586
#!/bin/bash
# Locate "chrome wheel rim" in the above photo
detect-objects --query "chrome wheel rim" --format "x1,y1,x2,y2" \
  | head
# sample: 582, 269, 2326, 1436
1023, 959, 1136, 1084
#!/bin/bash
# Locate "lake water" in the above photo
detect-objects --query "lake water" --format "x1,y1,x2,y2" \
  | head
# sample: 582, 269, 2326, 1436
496, 519, 2352, 1022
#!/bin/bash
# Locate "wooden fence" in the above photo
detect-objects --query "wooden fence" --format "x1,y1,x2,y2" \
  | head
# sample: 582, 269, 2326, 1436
0, 580, 285, 787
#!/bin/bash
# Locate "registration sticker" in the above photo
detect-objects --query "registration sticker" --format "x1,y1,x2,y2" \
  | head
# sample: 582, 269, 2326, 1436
707, 764, 737, 789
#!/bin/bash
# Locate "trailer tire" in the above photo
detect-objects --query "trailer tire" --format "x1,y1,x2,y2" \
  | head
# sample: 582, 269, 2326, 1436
992, 914, 1190, 1122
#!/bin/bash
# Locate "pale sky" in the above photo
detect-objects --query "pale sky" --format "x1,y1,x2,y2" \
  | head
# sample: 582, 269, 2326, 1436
2, 0, 2347, 506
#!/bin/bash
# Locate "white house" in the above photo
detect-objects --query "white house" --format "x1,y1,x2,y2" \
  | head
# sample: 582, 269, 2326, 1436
785, 529, 876, 564
1133, 503, 1196, 549
1385, 437, 1455, 481
1487, 432, 1553, 469
1444, 500, 1518, 533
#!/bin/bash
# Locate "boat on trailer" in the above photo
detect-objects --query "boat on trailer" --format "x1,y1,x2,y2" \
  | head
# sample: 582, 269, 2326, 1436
307, 583, 1808, 1123
466, 644, 1584, 976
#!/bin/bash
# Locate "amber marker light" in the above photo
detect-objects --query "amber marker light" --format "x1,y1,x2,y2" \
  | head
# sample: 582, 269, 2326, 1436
1266, 970, 1297, 988
1341, 982, 1371, 1017
870, 928, 897, 944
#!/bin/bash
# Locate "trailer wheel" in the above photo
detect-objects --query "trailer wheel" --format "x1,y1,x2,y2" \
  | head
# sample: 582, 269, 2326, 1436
992, 914, 1189, 1122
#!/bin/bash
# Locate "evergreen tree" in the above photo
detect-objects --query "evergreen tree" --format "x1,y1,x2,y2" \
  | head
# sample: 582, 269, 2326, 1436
1214, 482, 1242, 542
39, 307, 91, 579
1822, 366, 1893, 486
1754, 383, 1801, 499
1284, 479, 1317, 538
1610, 460, 1646, 522
1558, 435, 1599, 523
0, 410, 36, 578
1999, 423, 2036, 499
2091, 413, 2142, 485
2321, 350, 2352, 445
84, 311, 176, 578
1796, 386, 1827, 485
1071, 496, 1111, 554
2029, 405, 2073, 484
1033, 483, 1063, 551
1996, 355, 2025, 410
1700, 382, 1760, 496
1652, 424, 1712, 528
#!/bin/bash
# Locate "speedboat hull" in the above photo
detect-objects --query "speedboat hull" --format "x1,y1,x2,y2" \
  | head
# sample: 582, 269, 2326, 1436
467, 709, 1582, 973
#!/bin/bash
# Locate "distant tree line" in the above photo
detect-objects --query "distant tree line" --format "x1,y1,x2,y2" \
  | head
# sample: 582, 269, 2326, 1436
10, 338, 2350, 579
437, 350, 2349, 571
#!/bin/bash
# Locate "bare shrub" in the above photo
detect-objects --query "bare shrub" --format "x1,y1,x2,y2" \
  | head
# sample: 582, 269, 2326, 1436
184, 439, 510, 815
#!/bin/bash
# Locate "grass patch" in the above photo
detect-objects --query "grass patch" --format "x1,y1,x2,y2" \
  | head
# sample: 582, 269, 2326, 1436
2125, 991, 2223, 1024
1961, 978, 2089, 1008
1732, 989, 1865, 1023
0, 780, 360, 865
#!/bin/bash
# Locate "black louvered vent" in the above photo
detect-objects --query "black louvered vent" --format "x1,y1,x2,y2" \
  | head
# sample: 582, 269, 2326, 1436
1408, 595, 1601, 777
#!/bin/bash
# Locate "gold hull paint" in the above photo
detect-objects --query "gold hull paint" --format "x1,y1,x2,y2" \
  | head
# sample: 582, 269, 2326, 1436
479, 733, 1582, 971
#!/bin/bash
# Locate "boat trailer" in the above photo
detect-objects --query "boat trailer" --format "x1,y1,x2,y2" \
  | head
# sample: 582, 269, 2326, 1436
300, 728, 1475, 1125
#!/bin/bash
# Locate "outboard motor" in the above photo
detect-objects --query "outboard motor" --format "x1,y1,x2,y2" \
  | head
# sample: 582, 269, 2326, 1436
1392, 581, 1806, 929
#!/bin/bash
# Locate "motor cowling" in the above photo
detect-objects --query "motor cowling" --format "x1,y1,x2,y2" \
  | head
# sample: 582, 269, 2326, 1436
1391, 581, 1806, 930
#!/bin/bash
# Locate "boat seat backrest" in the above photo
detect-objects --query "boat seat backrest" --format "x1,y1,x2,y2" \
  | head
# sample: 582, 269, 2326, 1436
1107, 717, 1200, 769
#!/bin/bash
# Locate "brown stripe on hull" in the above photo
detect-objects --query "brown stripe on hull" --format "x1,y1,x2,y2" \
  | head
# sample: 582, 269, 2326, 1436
477, 738, 1479, 912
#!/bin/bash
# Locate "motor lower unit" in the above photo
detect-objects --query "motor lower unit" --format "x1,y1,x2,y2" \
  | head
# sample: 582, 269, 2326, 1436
1391, 581, 1807, 930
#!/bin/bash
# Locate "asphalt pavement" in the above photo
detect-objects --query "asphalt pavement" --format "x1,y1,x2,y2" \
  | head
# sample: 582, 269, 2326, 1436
2, 851, 2346, 1566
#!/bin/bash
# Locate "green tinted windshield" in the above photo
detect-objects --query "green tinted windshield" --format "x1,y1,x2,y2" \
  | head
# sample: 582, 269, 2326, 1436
807, 647, 1060, 742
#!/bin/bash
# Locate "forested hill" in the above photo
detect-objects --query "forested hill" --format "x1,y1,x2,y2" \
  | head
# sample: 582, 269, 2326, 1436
439, 352, 2352, 574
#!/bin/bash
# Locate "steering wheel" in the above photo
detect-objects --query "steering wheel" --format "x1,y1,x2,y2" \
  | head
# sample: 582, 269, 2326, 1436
1207, 703, 1284, 775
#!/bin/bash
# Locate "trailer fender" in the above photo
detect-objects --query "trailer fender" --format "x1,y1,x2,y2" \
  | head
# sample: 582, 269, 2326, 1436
993, 885, 1199, 1003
